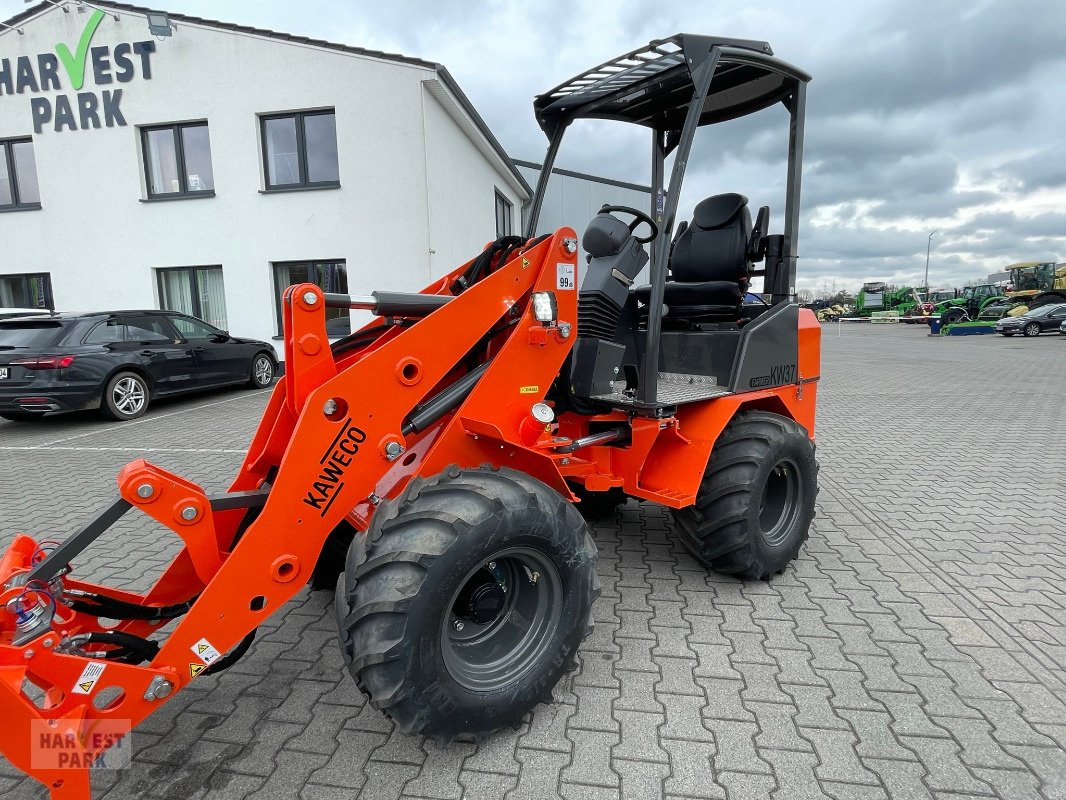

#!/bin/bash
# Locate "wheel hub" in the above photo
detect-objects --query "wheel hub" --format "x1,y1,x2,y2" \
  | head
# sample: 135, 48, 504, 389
460, 573, 507, 625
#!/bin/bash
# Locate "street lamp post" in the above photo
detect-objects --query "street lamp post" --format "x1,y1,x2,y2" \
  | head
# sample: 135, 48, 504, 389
924, 229, 938, 294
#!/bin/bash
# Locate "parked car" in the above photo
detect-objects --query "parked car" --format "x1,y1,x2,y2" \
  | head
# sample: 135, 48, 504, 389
0, 311, 277, 421
994, 303, 1066, 337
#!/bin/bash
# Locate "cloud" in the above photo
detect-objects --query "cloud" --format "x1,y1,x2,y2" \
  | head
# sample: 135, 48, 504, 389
4, 0, 1062, 291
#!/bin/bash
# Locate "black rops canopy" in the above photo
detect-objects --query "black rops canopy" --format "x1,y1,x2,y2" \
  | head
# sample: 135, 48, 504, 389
533, 33, 811, 135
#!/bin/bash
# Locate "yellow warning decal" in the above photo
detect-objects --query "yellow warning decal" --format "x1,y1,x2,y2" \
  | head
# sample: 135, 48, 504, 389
520, 386, 539, 394
78, 681, 93, 692
521, 258, 531, 269
189, 663, 205, 677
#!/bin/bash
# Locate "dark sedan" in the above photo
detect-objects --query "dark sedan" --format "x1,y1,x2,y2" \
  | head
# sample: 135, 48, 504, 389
0, 311, 277, 421
995, 303, 1066, 337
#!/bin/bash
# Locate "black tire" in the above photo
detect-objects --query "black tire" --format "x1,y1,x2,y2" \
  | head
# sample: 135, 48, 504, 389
1023, 322, 1041, 338
675, 410, 817, 580
941, 308, 966, 325
247, 352, 275, 389
569, 483, 626, 520
336, 465, 597, 741
0, 412, 39, 422
99, 371, 149, 421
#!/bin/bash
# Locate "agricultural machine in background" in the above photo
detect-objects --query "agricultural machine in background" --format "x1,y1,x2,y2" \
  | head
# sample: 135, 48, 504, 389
0, 34, 819, 799
1003, 262, 1066, 312
935, 283, 1008, 325
854, 282, 922, 318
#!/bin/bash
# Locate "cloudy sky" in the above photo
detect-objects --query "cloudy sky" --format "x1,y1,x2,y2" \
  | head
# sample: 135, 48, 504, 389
4, 0, 1064, 294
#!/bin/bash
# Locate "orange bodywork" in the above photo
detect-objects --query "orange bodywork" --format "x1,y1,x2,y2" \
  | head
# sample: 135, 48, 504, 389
0, 229, 819, 798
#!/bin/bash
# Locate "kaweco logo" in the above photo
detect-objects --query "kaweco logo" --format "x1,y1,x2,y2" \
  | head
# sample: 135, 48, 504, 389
749, 363, 797, 389
0, 10, 158, 133
302, 418, 367, 516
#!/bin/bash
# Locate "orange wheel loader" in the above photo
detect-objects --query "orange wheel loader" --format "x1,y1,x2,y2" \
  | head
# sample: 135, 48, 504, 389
0, 34, 816, 798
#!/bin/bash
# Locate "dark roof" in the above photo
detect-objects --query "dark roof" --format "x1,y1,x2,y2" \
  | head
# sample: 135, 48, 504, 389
534, 33, 811, 133
4, 0, 531, 196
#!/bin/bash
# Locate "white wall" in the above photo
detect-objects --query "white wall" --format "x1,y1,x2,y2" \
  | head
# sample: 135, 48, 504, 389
517, 163, 651, 240
0, 4, 527, 353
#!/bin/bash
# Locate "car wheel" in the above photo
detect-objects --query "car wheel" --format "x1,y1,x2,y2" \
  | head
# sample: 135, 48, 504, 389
100, 372, 149, 421
247, 353, 275, 389
0, 412, 38, 422
1023, 322, 1041, 338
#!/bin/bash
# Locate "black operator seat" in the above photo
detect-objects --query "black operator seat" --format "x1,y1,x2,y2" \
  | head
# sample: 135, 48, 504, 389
634, 193, 752, 322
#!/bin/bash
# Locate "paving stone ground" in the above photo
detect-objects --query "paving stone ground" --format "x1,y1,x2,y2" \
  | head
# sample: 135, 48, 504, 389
1, 323, 1064, 800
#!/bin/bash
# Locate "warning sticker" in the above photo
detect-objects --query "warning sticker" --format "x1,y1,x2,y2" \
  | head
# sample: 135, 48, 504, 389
71, 661, 106, 695
556, 263, 575, 290
519, 385, 539, 394
189, 663, 206, 678
521, 258, 531, 269
191, 638, 221, 665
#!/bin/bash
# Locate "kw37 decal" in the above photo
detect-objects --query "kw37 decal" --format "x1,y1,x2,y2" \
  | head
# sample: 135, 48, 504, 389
749, 363, 797, 389
303, 418, 367, 516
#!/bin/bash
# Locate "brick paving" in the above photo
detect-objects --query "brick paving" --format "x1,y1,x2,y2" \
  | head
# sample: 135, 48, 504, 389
1, 323, 1064, 799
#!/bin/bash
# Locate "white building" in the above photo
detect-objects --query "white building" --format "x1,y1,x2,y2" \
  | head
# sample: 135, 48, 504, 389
0, 0, 534, 348
0, 1, 651, 354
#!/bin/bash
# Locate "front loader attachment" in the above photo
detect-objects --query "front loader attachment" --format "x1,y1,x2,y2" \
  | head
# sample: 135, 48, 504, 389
0, 230, 582, 799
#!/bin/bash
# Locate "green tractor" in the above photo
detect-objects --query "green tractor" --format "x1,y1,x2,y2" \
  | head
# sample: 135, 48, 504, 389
935, 283, 1007, 325
854, 282, 922, 318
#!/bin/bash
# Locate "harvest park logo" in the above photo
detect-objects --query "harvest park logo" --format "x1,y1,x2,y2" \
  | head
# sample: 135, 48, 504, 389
0, 10, 157, 133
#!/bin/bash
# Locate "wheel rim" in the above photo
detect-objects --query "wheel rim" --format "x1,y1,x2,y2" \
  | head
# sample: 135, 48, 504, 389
254, 356, 273, 384
113, 377, 146, 415
441, 547, 562, 692
759, 458, 801, 547
1026, 324, 1039, 336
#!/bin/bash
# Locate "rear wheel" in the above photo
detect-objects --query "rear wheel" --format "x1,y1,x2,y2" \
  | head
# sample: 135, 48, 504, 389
100, 372, 149, 421
675, 410, 817, 580
1023, 322, 1041, 337
336, 465, 598, 741
247, 353, 275, 388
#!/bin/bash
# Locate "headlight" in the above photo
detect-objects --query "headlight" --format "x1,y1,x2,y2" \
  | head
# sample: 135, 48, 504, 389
532, 292, 558, 324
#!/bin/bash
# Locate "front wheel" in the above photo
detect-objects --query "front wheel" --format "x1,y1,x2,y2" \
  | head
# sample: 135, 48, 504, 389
100, 372, 149, 421
247, 353, 275, 388
1023, 322, 1041, 337
675, 410, 817, 580
336, 466, 598, 741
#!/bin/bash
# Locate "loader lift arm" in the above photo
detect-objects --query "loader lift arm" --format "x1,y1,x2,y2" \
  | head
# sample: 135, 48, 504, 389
0, 231, 583, 799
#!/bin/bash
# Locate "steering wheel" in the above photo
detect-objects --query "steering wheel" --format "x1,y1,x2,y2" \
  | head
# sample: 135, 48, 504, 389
599, 204, 659, 244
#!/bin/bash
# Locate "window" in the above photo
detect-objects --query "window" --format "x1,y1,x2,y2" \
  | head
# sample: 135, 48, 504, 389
0, 138, 41, 211
0, 272, 52, 309
142, 123, 214, 198
261, 110, 339, 189
495, 190, 513, 237
157, 266, 227, 329
272, 260, 349, 335
170, 315, 221, 339
122, 314, 174, 343
84, 319, 126, 345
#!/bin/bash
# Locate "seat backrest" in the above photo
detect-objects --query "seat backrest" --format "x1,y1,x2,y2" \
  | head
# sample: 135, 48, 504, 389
669, 193, 751, 283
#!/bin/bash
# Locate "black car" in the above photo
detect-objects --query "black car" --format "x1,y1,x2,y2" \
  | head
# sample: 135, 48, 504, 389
0, 311, 277, 421
995, 303, 1066, 337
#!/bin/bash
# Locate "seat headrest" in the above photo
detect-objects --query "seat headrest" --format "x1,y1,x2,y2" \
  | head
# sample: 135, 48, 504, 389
692, 193, 749, 230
